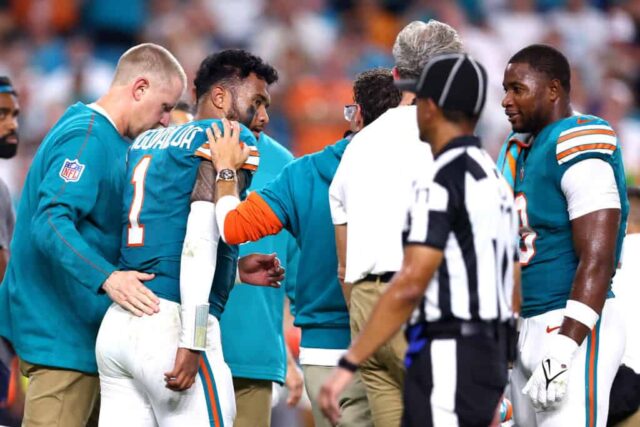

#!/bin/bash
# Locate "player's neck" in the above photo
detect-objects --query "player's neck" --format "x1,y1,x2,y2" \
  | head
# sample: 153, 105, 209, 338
195, 102, 225, 121
535, 101, 573, 136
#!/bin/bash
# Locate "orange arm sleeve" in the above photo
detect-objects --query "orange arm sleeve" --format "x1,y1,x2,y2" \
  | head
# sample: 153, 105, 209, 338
223, 192, 284, 244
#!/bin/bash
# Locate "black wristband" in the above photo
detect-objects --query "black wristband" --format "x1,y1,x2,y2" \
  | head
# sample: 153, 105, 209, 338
338, 355, 358, 373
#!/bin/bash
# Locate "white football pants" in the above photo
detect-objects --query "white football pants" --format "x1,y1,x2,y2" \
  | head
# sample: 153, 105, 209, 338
511, 299, 624, 427
96, 299, 235, 427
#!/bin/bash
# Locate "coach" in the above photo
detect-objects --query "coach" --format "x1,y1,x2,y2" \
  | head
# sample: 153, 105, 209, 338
320, 53, 519, 427
0, 44, 185, 426
327, 20, 463, 426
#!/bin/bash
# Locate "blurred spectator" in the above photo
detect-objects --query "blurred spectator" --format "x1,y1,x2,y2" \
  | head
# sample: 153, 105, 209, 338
549, 0, 609, 96
490, 0, 547, 57
598, 78, 640, 183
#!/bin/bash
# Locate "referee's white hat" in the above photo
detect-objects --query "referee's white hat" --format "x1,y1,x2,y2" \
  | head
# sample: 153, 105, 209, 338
395, 53, 487, 117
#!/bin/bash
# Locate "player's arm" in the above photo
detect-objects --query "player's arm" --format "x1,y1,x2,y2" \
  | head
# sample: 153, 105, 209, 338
165, 158, 219, 392
559, 158, 621, 346
31, 132, 158, 314
524, 157, 621, 409
208, 121, 287, 245
562, 209, 619, 344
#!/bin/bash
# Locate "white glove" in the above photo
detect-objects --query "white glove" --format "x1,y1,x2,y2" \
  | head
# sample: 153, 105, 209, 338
522, 333, 578, 410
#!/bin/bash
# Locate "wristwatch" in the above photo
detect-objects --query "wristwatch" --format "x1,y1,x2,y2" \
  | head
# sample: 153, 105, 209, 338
216, 168, 237, 182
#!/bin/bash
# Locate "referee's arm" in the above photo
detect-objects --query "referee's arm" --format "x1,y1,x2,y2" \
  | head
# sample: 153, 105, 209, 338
319, 244, 442, 424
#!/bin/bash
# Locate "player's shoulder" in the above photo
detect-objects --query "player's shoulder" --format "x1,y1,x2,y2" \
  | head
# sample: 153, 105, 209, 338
550, 114, 616, 166
258, 133, 294, 163
192, 119, 257, 145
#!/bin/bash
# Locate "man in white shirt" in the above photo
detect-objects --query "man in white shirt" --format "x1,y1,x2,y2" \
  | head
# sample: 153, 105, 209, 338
328, 20, 464, 427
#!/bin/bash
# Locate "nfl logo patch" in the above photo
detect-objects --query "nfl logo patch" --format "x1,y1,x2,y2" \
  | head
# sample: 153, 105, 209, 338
59, 159, 85, 182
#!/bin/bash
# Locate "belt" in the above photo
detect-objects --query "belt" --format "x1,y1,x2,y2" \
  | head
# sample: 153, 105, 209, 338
422, 320, 503, 340
361, 272, 395, 283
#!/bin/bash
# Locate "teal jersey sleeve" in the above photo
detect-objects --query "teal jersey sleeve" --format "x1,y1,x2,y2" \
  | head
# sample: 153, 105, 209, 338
553, 115, 618, 174
257, 162, 298, 234
284, 234, 299, 317
31, 131, 116, 293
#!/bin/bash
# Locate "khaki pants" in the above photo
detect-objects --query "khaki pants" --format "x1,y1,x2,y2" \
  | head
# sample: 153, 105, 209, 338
19, 359, 100, 427
350, 279, 407, 427
232, 377, 272, 427
302, 364, 372, 427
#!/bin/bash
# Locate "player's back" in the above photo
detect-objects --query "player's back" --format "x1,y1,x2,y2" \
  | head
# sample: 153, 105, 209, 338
514, 114, 628, 317
119, 119, 257, 318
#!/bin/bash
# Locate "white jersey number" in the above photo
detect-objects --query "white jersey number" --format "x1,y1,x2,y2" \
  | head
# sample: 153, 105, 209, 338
127, 156, 152, 246
515, 193, 537, 265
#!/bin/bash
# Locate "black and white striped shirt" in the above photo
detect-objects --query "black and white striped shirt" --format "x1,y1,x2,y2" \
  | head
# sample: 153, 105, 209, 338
404, 136, 518, 324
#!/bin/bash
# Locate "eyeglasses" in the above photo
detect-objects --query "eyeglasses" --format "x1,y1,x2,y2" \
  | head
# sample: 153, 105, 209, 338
343, 104, 358, 122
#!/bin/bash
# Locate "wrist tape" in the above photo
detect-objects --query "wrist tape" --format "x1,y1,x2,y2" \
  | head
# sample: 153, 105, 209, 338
564, 299, 599, 331
179, 304, 210, 350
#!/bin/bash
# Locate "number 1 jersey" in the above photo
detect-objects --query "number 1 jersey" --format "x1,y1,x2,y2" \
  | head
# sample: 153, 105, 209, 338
118, 119, 258, 318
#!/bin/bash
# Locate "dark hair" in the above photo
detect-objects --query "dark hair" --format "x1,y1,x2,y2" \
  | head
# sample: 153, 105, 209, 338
194, 49, 278, 102
353, 68, 401, 126
509, 44, 571, 93
0, 76, 17, 96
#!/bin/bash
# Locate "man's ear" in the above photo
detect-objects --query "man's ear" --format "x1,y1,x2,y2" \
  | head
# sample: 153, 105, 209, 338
548, 79, 562, 103
210, 85, 226, 110
355, 105, 364, 130
425, 98, 439, 120
132, 77, 150, 101
392, 66, 400, 81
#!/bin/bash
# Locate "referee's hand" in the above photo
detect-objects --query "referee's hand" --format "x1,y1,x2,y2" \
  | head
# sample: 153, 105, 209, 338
319, 367, 354, 425
102, 271, 159, 316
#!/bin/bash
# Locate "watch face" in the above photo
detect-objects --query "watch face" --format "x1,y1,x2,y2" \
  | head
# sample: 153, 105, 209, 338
218, 169, 236, 181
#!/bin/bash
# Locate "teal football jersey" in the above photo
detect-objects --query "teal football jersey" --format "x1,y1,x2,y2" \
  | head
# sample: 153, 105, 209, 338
119, 119, 257, 318
514, 115, 628, 317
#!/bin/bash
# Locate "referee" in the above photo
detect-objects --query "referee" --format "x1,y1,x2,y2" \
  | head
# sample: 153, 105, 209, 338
319, 53, 519, 426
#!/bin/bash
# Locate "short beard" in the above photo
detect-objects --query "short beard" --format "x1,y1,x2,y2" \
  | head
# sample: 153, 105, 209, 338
226, 87, 253, 128
0, 132, 18, 159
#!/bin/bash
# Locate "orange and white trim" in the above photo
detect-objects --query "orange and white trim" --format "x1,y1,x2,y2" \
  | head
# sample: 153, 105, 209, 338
556, 125, 617, 165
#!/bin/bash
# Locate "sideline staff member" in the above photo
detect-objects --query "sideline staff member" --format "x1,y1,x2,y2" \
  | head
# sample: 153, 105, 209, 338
319, 53, 518, 426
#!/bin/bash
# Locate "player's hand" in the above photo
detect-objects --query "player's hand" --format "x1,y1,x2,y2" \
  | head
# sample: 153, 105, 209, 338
238, 253, 285, 287
164, 347, 201, 392
285, 361, 303, 407
522, 333, 578, 409
102, 271, 159, 316
319, 367, 354, 425
208, 119, 250, 171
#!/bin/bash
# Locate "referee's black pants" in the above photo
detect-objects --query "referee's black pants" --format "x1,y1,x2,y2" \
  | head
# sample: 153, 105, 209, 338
402, 328, 508, 427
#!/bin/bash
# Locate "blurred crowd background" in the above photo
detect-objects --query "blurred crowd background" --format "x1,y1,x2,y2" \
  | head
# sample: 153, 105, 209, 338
2, 0, 640, 196
0, 0, 639, 425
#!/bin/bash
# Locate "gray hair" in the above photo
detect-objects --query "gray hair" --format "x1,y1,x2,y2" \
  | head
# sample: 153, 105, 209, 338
112, 43, 187, 89
392, 20, 464, 79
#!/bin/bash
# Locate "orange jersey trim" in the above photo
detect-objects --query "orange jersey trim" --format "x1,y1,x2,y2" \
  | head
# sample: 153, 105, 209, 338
557, 129, 616, 144
556, 143, 616, 161
223, 192, 283, 245
195, 150, 211, 161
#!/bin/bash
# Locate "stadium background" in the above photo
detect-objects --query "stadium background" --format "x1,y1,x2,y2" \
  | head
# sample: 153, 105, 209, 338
0, 0, 639, 425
